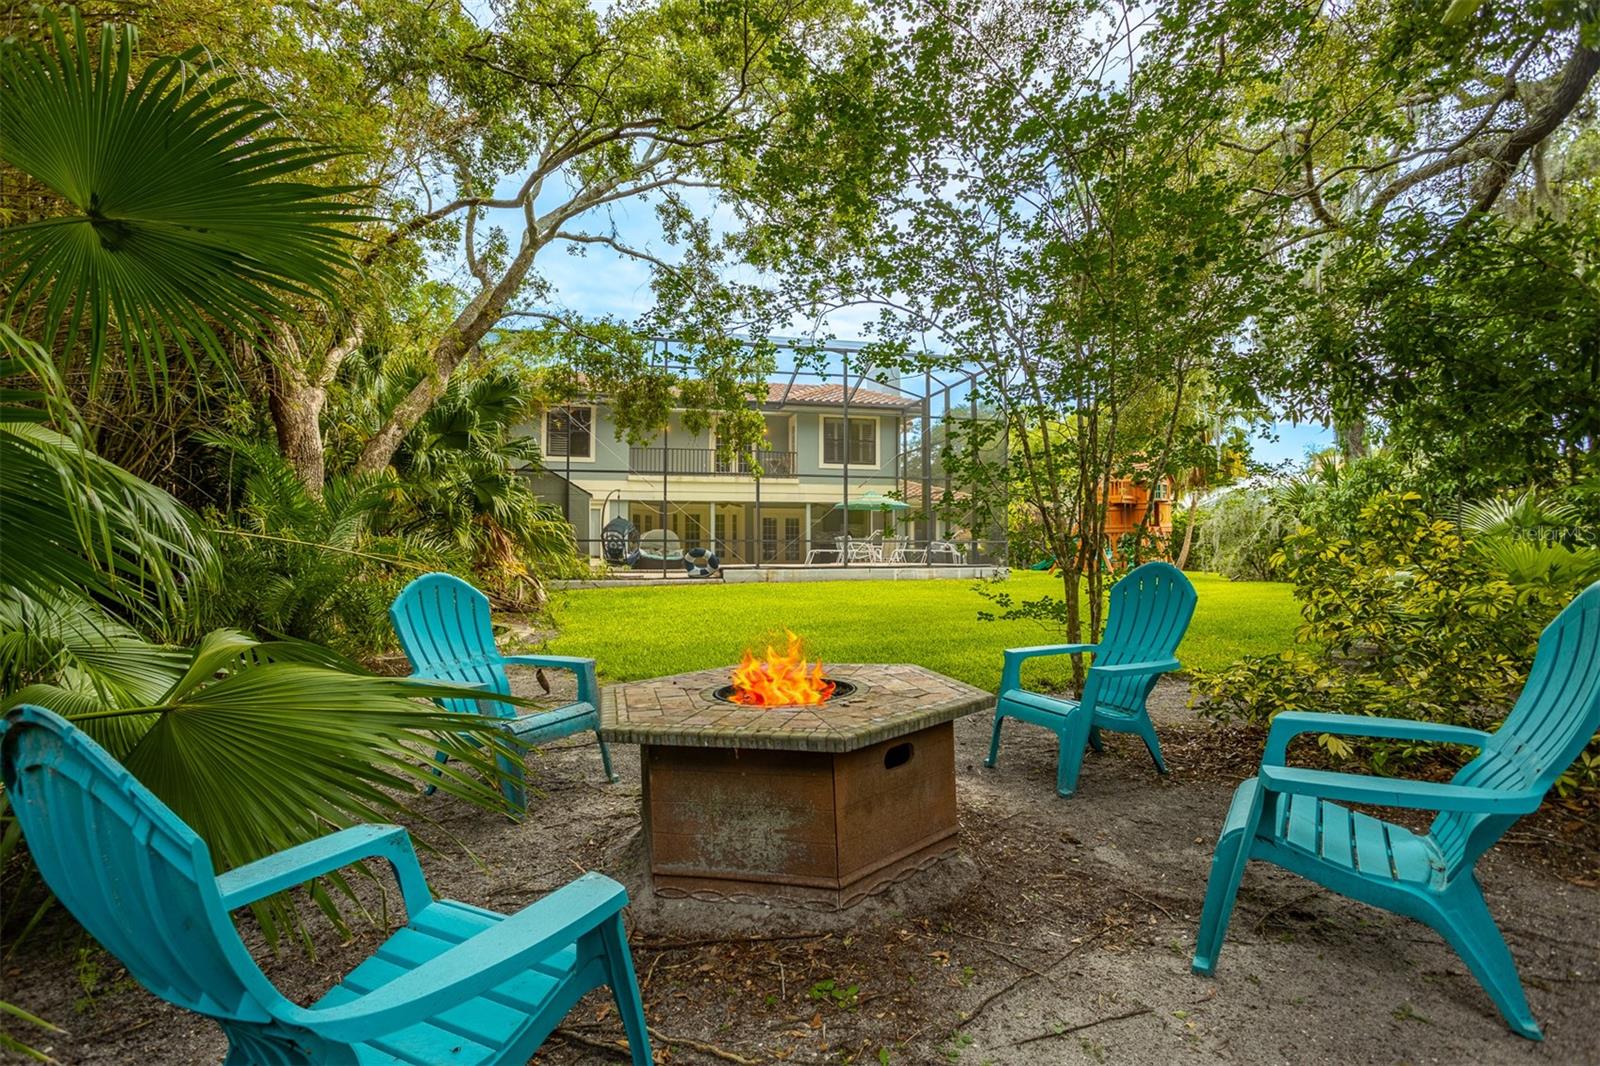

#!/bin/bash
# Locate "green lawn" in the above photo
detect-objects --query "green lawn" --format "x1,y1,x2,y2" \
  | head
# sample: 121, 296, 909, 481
544, 571, 1300, 691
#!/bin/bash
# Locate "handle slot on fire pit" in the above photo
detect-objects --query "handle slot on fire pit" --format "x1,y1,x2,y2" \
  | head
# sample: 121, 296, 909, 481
884, 742, 914, 769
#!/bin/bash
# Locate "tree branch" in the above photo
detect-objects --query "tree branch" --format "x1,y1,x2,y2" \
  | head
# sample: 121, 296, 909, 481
1468, 40, 1600, 215
553, 231, 674, 270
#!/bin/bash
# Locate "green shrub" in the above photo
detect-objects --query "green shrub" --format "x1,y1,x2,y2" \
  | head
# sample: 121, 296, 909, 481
1193, 491, 1598, 784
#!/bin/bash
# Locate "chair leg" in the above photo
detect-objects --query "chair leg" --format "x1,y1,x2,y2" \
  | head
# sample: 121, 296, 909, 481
495, 749, 528, 814
1053, 710, 1093, 798
1192, 781, 1264, 975
597, 729, 619, 783
1430, 880, 1542, 1040
598, 914, 654, 1065
1088, 726, 1104, 753
984, 712, 1006, 768
1130, 711, 1168, 774
423, 750, 450, 796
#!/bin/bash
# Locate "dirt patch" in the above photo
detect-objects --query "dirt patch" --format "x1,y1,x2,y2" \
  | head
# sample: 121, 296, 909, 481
5, 676, 1597, 1065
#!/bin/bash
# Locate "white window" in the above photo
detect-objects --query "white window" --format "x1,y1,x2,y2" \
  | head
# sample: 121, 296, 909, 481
545, 405, 593, 460
822, 416, 877, 466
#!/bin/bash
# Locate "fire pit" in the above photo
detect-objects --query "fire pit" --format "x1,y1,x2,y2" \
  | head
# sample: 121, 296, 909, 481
601, 656, 993, 909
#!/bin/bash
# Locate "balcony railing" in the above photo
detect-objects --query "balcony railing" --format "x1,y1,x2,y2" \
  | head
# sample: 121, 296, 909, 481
629, 447, 797, 478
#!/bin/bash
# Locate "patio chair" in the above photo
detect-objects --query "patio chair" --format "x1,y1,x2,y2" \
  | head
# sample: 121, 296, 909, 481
838, 535, 877, 563
391, 573, 615, 813
1192, 579, 1600, 1040
927, 540, 964, 564
0, 705, 653, 1066
891, 541, 928, 563
986, 561, 1196, 797
635, 529, 683, 565
804, 540, 840, 565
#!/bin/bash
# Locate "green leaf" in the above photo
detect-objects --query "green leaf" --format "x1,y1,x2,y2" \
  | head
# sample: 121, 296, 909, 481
0, 415, 217, 631
1441, 0, 1484, 25
0, 6, 365, 387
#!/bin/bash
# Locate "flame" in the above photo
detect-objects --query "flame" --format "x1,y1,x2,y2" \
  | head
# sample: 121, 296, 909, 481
728, 631, 837, 707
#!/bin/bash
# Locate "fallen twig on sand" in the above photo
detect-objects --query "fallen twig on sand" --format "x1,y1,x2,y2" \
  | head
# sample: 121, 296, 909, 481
1251, 889, 1322, 934
632, 931, 830, 951
956, 925, 1111, 1030
1125, 888, 1178, 922
557, 1025, 765, 1064
649, 1026, 764, 1064
553, 1027, 630, 1060
1007, 1007, 1154, 1047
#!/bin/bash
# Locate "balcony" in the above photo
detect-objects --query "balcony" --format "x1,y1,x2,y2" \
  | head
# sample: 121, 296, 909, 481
629, 447, 797, 478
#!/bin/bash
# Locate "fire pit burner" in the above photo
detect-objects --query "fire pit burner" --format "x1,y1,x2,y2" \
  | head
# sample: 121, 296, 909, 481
602, 664, 994, 909
707, 679, 859, 705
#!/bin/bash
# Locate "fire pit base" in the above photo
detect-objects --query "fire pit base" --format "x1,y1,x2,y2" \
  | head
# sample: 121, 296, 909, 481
602, 663, 995, 911
642, 722, 957, 909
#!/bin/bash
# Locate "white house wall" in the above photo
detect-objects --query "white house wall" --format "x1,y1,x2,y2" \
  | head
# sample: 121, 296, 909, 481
525, 401, 928, 559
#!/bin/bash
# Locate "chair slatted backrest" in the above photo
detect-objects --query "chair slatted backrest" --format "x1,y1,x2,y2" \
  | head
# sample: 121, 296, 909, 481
1430, 581, 1600, 875
1092, 562, 1198, 713
0, 706, 279, 1024
390, 572, 515, 718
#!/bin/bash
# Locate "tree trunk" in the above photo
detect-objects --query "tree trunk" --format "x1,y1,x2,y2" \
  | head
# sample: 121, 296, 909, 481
1175, 491, 1199, 569
354, 233, 539, 476
268, 371, 328, 494
262, 321, 364, 496
1336, 415, 1368, 463
1469, 42, 1600, 215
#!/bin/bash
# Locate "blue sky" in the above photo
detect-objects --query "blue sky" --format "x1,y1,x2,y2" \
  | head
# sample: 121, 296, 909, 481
1249, 420, 1334, 468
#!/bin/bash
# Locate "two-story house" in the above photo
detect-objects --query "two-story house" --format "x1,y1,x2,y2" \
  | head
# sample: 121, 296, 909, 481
524, 382, 931, 564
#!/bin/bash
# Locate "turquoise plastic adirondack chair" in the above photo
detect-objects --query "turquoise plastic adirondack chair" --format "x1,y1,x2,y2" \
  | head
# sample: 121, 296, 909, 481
986, 561, 1197, 796
0, 705, 653, 1065
1192, 580, 1600, 1040
390, 573, 615, 812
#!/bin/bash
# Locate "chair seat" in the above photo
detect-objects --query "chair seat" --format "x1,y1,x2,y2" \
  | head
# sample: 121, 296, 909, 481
1000, 688, 1079, 718
1269, 791, 1444, 887
316, 901, 582, 1065
1001, 688, 1142, 722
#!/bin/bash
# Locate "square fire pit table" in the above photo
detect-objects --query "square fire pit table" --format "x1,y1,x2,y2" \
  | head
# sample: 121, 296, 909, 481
601, 663, 994, 908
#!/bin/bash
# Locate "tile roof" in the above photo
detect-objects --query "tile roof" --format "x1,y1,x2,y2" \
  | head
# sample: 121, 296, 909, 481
765, 383, 916, 408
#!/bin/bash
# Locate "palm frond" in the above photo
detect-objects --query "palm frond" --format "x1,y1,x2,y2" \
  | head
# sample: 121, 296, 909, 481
0, 417, 217, 632
0, 7, 365, 384
1471, 538, 1600, 590
120, 656, 517, 873
1458, 490, 1581, 537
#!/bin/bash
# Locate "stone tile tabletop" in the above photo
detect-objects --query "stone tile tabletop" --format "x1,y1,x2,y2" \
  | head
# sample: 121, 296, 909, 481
600, 663, 995, 752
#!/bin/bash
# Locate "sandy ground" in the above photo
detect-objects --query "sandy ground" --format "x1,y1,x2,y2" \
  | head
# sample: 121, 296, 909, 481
5, 676, 1597, 1065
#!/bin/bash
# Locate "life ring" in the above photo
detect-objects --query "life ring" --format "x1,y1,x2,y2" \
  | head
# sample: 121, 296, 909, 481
683, 548, 720, 577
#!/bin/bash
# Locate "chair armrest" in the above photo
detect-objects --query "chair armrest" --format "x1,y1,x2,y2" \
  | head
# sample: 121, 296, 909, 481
1003, 644, 1098, 661
302, 872, 629, 1042
1259, 765, 1544, 815
1000, 644, 1097, 695
1089, 658, 1180, 676
500, 654, 599, 705
1077, 658, 1181, 714
404, 674, 490, 690
215, 825, 432, 919
1262, 711, 1494, 766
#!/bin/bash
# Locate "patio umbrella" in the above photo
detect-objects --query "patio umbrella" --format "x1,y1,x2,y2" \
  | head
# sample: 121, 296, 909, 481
830, 492, 911, 512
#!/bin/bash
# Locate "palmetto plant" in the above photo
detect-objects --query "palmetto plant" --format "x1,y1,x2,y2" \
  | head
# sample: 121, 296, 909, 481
393, 366, 584, 601
0, 325, 217, 634
205, 433, 464, 652
0, 8, 521, 1016
0, 7, 360, 382
1459, 491, 1600, 590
